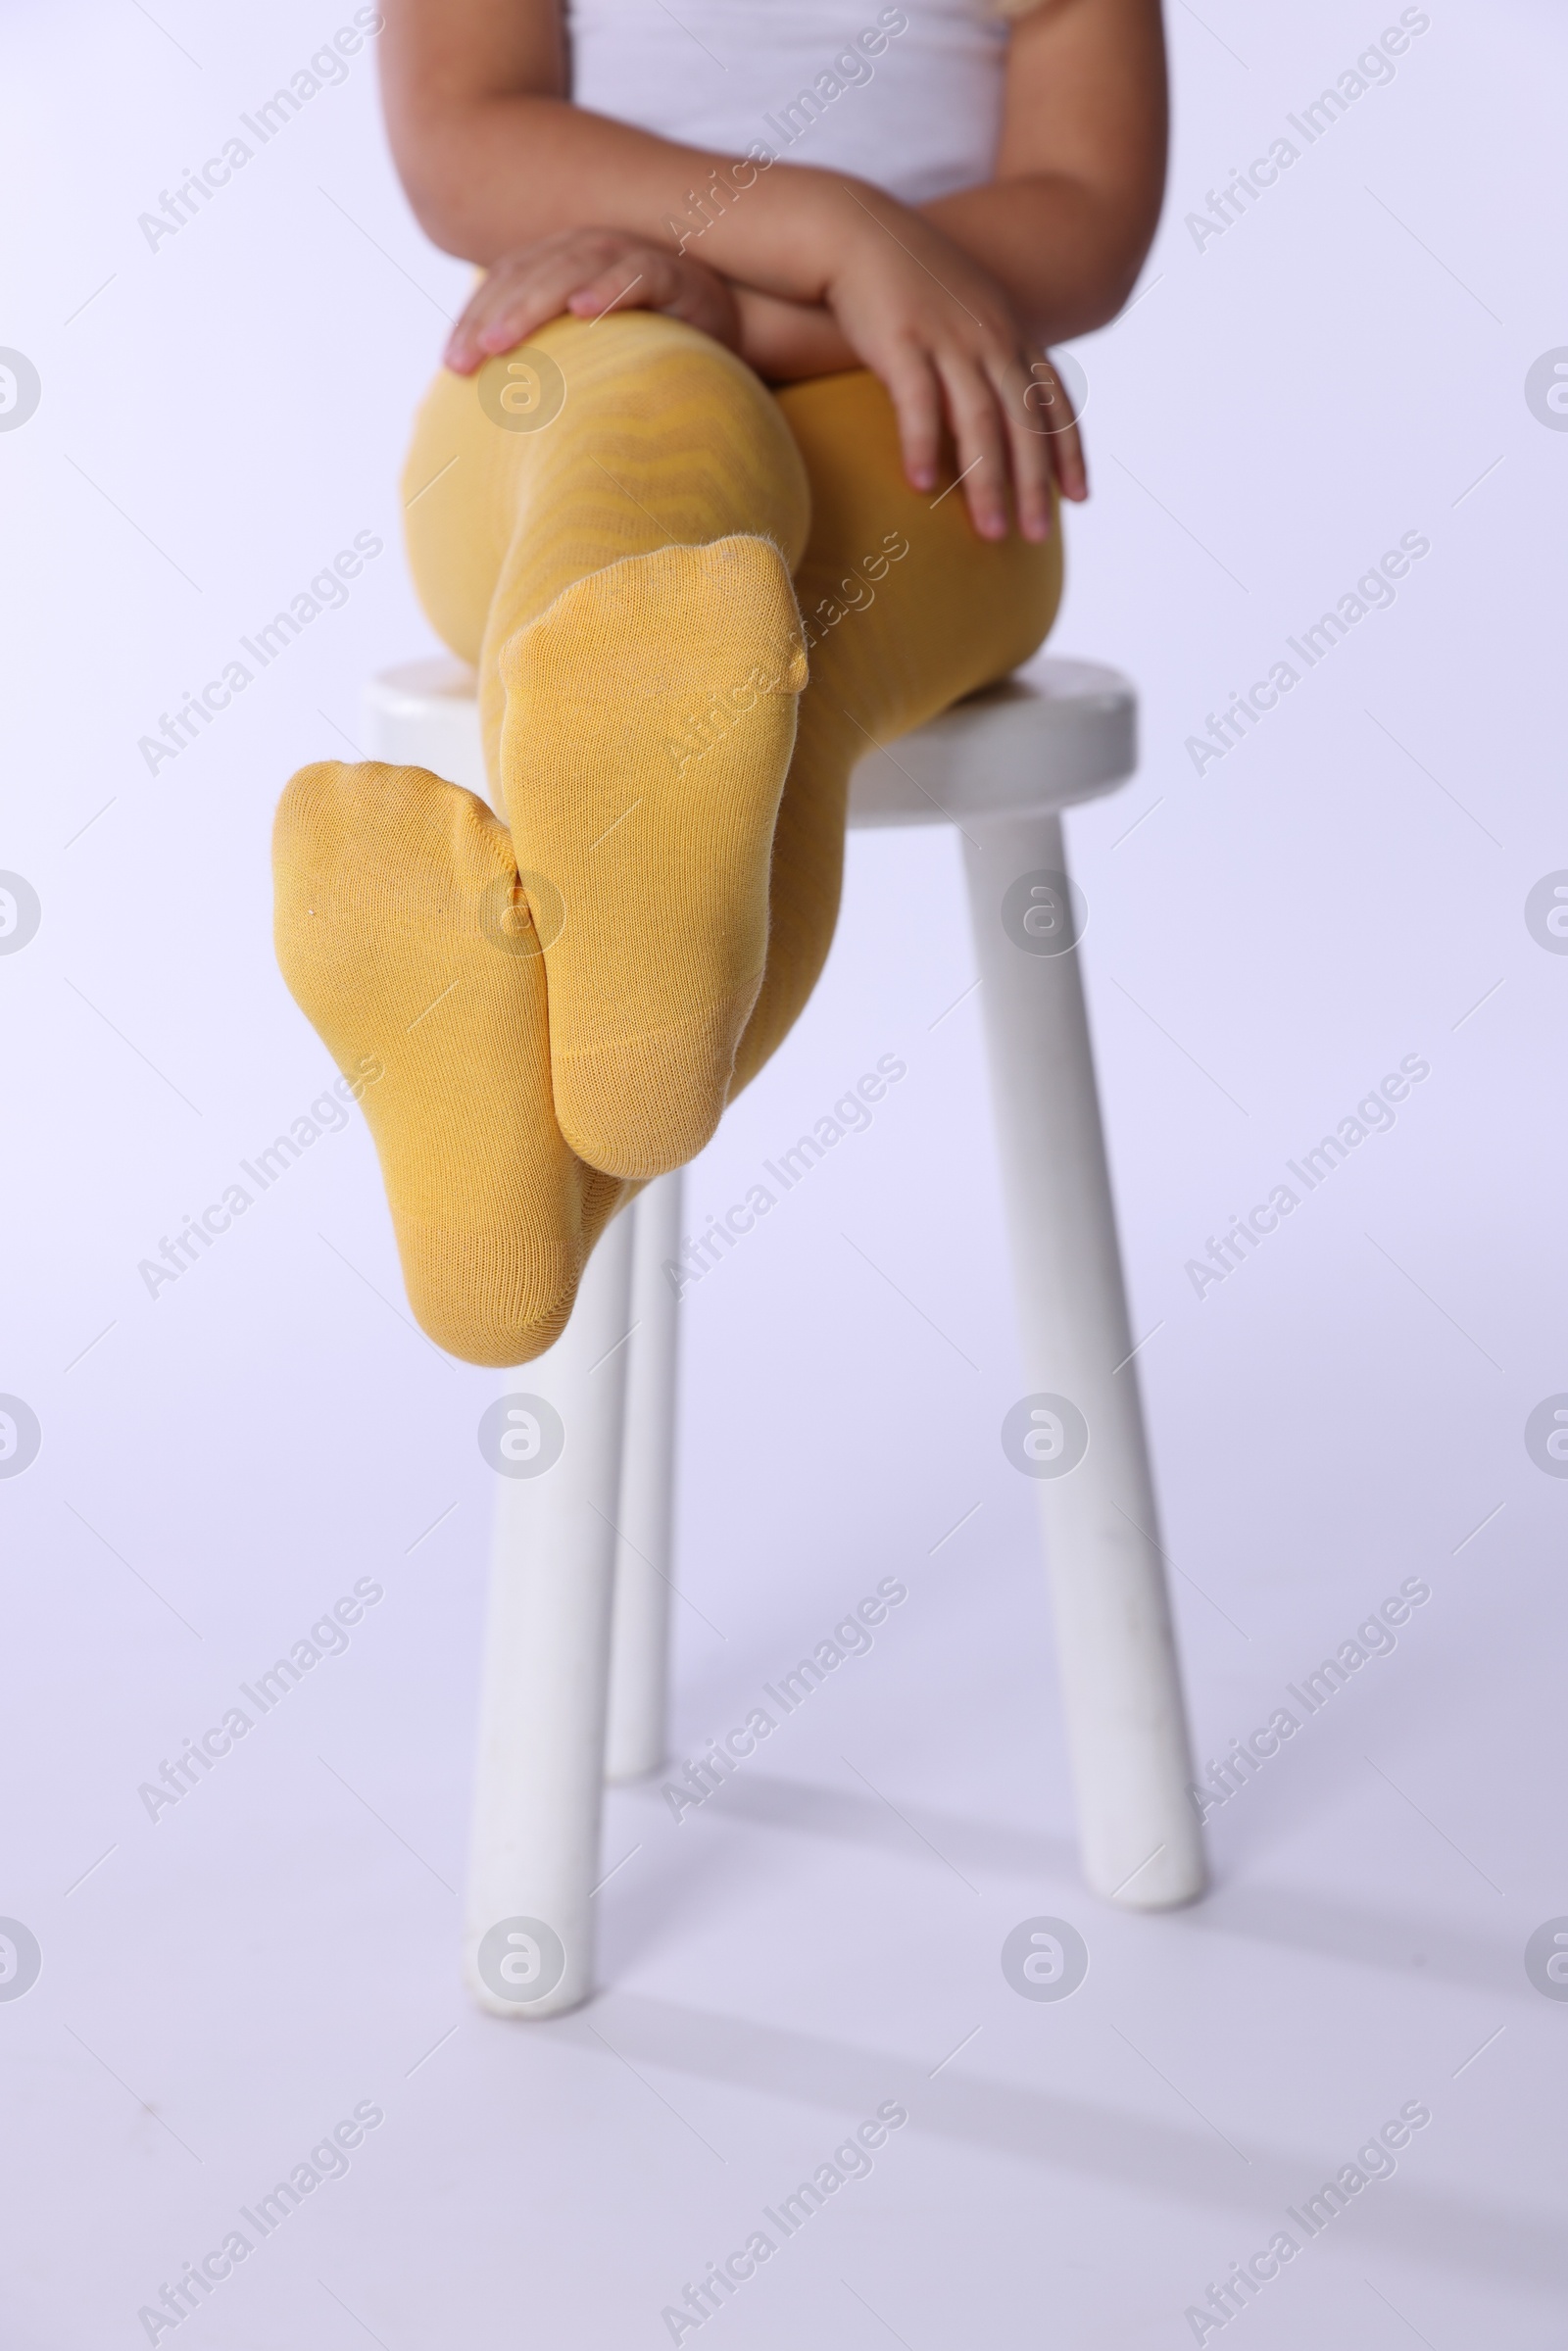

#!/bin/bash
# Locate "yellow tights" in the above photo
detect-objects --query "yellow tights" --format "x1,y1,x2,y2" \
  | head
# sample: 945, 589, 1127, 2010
273, 312, 1060, 1363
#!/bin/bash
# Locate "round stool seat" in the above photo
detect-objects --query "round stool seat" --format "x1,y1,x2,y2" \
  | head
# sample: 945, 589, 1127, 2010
362, 656, 1136, 826
845, 659, 1136, 828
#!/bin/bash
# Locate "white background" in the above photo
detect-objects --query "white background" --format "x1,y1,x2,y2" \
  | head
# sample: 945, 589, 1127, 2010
3, 1, 1566, 2343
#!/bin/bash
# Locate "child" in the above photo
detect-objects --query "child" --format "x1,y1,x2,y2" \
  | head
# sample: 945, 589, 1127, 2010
273, 0, 1166, 1363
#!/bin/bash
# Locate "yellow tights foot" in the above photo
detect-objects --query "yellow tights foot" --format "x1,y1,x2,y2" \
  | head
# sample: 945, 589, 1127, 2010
498, 533, 806, 1179
272, 759, 623, 1366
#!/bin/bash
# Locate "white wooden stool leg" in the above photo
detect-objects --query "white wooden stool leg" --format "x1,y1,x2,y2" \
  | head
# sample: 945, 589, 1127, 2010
464, 1206, 635, 2018
962, 810, 1205, 1909
605, 1171, 683, 1784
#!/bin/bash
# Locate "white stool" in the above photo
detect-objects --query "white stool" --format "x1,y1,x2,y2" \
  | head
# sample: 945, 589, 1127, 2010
365, 656, 1205, 2017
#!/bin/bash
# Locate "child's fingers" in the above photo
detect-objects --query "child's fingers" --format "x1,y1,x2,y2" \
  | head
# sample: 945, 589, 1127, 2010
443, 286, 499, 373
466, 263, 582, 361
991, 358, 1057, 542
565, 258, 661, 319
445, 247, 615, 371
1052, 402, 1089, 501
881, 347, 944, 496
659, 267, 743, 347
1025, 359, 1089, 502
569, 254, 741, 351
935, 353, 1012, 540
444, 269, 555, 373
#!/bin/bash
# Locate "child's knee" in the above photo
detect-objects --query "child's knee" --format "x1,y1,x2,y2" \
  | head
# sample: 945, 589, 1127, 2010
529, 313, 810, 563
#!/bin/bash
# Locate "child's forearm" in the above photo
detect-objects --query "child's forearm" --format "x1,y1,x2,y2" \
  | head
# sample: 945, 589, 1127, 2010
384, 0, 1165, 346
732, 290, 858, 383
398, 93, 1148, 353
735, 171, 1151, 376
386, 84, 856, 307
919, 174, 1152, 345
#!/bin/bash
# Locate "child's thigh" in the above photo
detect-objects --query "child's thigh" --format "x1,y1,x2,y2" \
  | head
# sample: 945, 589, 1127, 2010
776, 368, 1063, 735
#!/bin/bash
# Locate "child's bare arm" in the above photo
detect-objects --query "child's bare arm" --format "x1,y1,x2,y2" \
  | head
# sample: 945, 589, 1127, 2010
927, 0, 1167, 338
381, 0, 1162, 540
381, 0, 1162, 328
736, 0, 1165, 369
381, 0, 844, 294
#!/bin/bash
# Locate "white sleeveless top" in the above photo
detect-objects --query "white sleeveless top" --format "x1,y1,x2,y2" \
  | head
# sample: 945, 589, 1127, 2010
567, 0, 1009, 206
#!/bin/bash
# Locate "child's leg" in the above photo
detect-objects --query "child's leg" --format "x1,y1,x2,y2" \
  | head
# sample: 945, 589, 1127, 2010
405, 312, 813, 1178
732, 367, 1064, 1094
272, 339, 1052, 1367
275, 314, 808, 1365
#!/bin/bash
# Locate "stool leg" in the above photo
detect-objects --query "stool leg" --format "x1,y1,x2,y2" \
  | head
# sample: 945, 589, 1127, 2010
961, 809, 1205, 1909
464, 1206, 635, 2017
605, 1171, 684, 1784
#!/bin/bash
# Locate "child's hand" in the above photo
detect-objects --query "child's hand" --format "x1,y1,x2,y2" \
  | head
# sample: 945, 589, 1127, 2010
821, 196, 1086, 542
443, 230, 741, 374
